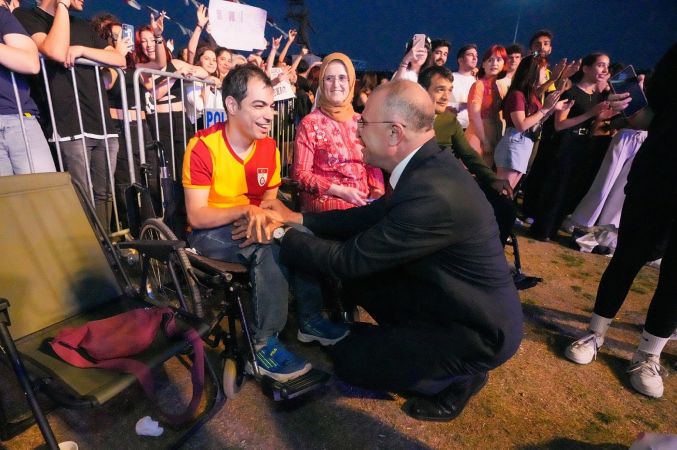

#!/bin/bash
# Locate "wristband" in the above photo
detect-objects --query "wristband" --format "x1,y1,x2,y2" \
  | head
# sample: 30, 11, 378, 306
57, 1, 69, 10
196, 24, 203, 30
155, 38, 164, 44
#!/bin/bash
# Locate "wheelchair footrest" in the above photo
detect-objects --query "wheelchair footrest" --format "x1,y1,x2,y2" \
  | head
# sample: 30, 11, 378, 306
260, 369, 330, 401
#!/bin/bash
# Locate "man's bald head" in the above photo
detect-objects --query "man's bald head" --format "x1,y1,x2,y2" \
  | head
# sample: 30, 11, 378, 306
359, 80, 436, 172
371, 80, 435, 132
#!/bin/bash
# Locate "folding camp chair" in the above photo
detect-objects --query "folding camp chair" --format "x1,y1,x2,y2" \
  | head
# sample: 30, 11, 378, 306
0, 173, 224, 449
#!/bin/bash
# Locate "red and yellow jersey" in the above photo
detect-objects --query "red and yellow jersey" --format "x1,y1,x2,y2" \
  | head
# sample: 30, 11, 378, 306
183, 122, 281, 208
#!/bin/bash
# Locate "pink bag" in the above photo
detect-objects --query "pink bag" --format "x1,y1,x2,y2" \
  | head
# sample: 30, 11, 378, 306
50, 307, 204, 427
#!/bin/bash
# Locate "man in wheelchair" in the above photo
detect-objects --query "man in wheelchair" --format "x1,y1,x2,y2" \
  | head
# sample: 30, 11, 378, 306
182, 64, 348, 383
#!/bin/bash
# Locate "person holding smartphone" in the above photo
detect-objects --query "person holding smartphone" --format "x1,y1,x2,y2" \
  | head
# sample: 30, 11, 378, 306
93, 13, 167, 223
392, 34, 430, 83
530, 53, 614, 241
565, 43, 677, 399
494, 53, 571, 190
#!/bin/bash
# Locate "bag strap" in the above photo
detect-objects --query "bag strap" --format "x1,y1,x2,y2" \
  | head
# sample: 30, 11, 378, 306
50, 313, 204, 427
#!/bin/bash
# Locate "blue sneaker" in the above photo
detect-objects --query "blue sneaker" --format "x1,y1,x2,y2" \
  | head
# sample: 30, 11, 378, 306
297, 315, 350, 346
247, 336, 312, 382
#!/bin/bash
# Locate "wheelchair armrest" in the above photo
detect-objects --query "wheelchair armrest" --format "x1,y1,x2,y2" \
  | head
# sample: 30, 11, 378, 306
186, 252, 248, 278
117, 239, 185, 261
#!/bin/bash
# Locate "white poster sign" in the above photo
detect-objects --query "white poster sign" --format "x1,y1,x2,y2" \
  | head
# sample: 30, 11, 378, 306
270, 67, 296, 102
208, 0, 267, 51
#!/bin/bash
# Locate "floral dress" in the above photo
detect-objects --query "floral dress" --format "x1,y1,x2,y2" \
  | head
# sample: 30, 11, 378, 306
293, 109, 384, 212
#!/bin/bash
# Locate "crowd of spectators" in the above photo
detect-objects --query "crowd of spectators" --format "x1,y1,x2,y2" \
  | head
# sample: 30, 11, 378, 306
0, 0, 673, 410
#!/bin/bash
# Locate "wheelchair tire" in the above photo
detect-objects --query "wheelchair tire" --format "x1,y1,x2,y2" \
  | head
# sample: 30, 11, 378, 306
223, 357, 244, 399
140, 218, 204, 317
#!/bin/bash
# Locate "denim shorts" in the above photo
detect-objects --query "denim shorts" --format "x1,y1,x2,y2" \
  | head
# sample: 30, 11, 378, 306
494, 127, 535, 174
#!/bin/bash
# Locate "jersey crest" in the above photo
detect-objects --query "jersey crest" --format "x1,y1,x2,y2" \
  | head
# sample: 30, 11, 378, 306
257, 168, 268, 186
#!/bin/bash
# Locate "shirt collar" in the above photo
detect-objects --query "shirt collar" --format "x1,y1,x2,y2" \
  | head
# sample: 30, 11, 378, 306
389, 145, 422, 190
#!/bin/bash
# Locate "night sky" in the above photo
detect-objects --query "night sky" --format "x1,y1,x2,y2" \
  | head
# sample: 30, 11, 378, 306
73, 0, 676, 71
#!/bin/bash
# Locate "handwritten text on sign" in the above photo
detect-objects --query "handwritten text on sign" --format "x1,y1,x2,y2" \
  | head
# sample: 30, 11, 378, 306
208, 1, 267, 51
270, 67, 296, 101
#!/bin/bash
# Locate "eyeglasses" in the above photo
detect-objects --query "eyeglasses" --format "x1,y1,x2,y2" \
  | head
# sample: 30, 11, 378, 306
356, 118, 407, 128
323, 75, 349, 83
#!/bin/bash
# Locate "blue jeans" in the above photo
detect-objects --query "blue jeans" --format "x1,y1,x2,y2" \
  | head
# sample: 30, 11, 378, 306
59, 137, 118, 231
189, 224, 323, 344
0, 115, 56, 176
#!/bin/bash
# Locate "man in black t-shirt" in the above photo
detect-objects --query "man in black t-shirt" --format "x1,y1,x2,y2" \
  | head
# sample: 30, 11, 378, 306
15, 0, 125, 231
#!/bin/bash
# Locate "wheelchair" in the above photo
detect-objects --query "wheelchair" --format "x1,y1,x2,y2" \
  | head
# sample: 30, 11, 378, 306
121, 141, 330, 402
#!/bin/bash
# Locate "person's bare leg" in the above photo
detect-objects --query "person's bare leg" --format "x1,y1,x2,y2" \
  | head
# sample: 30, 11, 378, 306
496, 167, 522, 190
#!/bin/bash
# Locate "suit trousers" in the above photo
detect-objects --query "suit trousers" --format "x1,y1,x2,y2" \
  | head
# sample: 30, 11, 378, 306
329, 269, 500, 395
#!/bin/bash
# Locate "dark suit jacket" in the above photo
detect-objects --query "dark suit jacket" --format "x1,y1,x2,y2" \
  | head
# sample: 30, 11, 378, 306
281, 137, 523, 364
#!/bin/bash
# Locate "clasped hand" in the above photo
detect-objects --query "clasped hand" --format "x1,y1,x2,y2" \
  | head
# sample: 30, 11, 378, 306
231, 205, 283, 248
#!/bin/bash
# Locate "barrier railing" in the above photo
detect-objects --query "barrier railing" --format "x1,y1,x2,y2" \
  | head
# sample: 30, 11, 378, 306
131, 68, 219, 181
6, 60, 298, 235
274, 97, 296, 178
38, 57, 129, 235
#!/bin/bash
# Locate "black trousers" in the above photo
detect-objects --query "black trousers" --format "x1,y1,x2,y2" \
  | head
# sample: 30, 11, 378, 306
329, 271, 501, 395
566, 135, 612, 215
112, 119, 161, 224
594, 186, 676, 337
482, 185, 516, 246
522, 120, 560, 219
531, 134, 588, 239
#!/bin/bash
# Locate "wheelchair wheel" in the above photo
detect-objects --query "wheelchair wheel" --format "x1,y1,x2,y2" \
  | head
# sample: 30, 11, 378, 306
140, 218, 203, 317
222, 357, 245, 399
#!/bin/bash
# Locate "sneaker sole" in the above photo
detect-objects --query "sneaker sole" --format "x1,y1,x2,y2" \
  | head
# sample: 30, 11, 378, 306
629, 376, 663, 398
297, 329, 349, 346
245, 361, 312, 383
564, 347, 596, 365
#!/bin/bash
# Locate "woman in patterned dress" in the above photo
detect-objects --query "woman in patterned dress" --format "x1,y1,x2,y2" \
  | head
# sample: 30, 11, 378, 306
293, 53, 384, 212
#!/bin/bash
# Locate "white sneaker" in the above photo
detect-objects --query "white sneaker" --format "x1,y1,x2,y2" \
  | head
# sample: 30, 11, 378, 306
627, 352, 666, 398
565, 333, 603, 365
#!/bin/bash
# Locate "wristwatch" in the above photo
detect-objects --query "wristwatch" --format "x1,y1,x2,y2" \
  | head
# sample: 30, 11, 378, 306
273, 226, 290, 243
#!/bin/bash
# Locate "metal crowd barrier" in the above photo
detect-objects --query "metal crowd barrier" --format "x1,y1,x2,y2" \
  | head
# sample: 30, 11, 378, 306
7, 60, 298, 235
37, 57, 131, 235
131, 68, 219, 181
273, 97, 296, 178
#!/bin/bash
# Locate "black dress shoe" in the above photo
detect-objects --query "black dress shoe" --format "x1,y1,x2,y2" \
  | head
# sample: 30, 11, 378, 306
513, 273, 543, 290
401, 372, 488, 422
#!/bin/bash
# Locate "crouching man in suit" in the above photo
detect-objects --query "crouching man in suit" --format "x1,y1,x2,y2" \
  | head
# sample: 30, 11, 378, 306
258, 80, 523, 421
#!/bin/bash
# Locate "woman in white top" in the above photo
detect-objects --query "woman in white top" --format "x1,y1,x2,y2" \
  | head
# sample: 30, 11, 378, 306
184, 47, 224, 130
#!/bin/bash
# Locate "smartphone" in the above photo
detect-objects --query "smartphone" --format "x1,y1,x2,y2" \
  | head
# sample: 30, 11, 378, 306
608, 65, 648, 117
412, 34, 426, 49
121, 23, 135, 52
